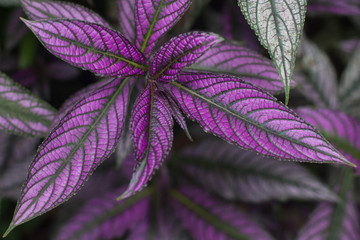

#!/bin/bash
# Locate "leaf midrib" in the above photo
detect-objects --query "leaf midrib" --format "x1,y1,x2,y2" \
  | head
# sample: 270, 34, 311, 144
14, 78, 129, 226
31, 21, 147, 71
187, 65, 279, 84
170, 81, 350, 164
170, 189, 249, 240
140, 0, 165, 53
176, 156, 325, 193
69, 188, 152, 240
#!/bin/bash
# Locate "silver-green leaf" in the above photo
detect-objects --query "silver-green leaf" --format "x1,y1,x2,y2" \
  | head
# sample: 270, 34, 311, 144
238, 0, 307, 104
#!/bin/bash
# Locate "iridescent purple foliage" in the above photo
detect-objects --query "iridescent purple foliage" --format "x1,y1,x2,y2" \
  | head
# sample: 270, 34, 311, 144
0, 0, 358, 239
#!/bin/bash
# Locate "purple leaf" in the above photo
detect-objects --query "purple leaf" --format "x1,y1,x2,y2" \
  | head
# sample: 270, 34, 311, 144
0, 72, 56, 137
296, 108, 360, 173
4, 77, 133, 235
117, 0, 136, 42
135, 0, 191, 56
21, 0, 110, 26
307, 0, 360, 16
23, 18, 146, 77
120, 83, 173, 199
297, 176, 359, 240
188, 41, 289, 94
296, 37, 338, 108
171, 186, 274, 240
178, 140, 338, 202
149, 32, 223, 83
55, 188, 151, 240
163, 93, 192, 140
166, 72, 353, 166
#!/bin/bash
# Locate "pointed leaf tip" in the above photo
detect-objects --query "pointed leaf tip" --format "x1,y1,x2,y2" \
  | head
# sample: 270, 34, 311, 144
124, 84, 174, 197
7, 78, 133, 231
238, 0, 306, 107
168, 72, 353, 166
150, 32, 223, 83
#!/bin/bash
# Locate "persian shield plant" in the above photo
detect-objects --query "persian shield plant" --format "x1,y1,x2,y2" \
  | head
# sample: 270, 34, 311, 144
0, 0, 358, 239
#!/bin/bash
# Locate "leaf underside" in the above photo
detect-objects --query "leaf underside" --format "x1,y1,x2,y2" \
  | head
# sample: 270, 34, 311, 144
238, 0, 307, 104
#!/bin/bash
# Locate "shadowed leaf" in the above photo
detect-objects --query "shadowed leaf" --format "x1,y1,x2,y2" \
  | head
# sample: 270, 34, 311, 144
339, 42, 360, 109
297, 172, 359, 240
171, 186, 274, 240
177, 140, 338, 202
0, 72, 56, 137
307, 0, 360, 15
296, 38, 338, 108
55, 188, 151, 240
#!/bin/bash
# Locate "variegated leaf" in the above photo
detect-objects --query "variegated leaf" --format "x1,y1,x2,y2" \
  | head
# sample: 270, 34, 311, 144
23, 19, 147, 77
177, 140, 338, 202
117, 0, 136, 42
188, 41, 287, 94
238, 0, 307, 104
171, 186, 274, 240
135, 0, 191, 56
120, 83, 173, 199
0, 72, 56, 137
339, 42, 360, 108
3, 77, 133, 236
150, 32, 222, 83
297, 37, 338, 108
21, 0, 109, 26
166, 72, 353, 166
297, 108, 360, 173
55, 188, 151, 240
